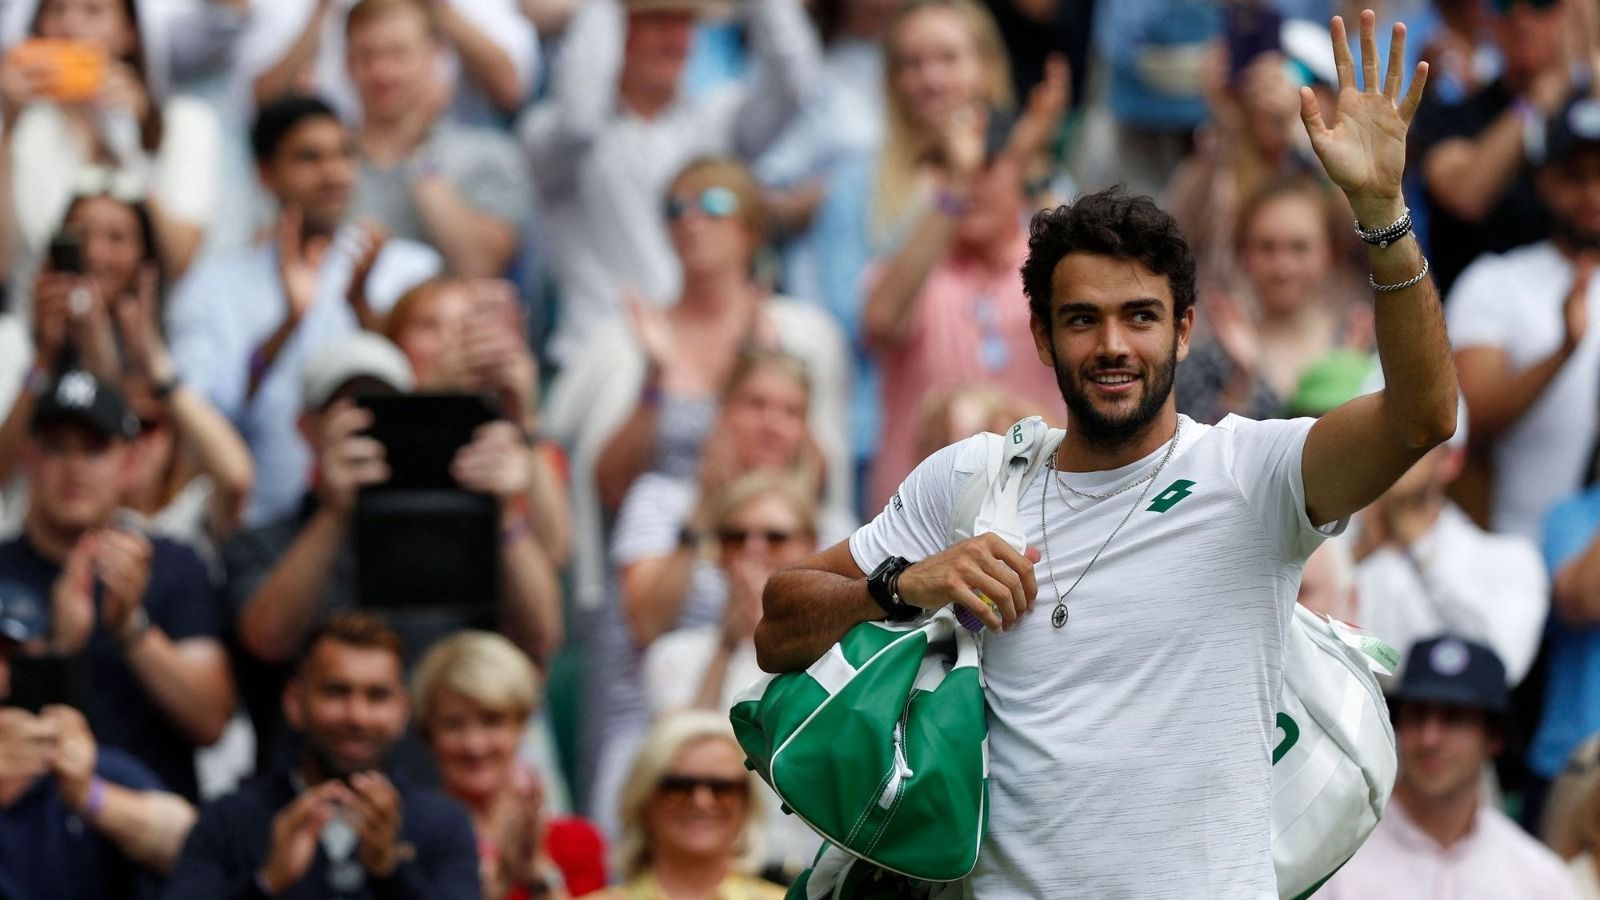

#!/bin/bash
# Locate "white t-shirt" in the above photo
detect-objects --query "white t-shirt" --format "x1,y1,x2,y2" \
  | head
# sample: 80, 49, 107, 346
848, 414, 1341, 899
1447, 241, 1600, 540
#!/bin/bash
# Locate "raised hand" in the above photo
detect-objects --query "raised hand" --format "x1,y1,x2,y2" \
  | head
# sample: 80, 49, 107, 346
451, 421, 533, 501
314, 400, 389, 517
347, 771, 405, 877
1298, 11, 1428, 223
114, 264, 176, 386
41, 705, 97, 813
94, 528, 153, 640
49, 536, 98, 655
258, 782, 347, 895
277, 208, 328, 325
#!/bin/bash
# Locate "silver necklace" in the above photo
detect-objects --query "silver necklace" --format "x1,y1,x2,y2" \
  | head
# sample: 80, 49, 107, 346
1042, 421, 1184, 628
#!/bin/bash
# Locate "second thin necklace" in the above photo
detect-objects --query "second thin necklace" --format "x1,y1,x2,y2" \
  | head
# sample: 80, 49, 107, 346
1041, 421, 1184, 629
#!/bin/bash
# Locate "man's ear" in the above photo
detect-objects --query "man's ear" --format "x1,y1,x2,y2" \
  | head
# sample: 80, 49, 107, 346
1030, 313, 1054, 369
1176, 305, 1196, 363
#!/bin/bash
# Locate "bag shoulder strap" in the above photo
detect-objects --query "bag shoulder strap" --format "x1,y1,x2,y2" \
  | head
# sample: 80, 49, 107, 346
946, 417, 1065, 551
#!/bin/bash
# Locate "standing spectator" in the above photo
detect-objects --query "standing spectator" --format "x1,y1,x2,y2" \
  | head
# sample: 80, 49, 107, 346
1447, 96, 1600, 541
861, 126, 1063, 509
165, 613, 481, 899
0, 636, 198, 899
1322, 637, 1578, 899
343, 0, 530, 278
1178, 177, 1371, 424
0, 0, 221, 285
517, 0, 821, 365
165, 94, 440, 527
243, 0, 537, 125
1411, 0, 1571, 295
1352, 407, 1548, 686
412, 631, 608, 899
596, 710, 781, 900
0, 368, 234, 801
543, 158, 848, 627
225, 332, 562, 771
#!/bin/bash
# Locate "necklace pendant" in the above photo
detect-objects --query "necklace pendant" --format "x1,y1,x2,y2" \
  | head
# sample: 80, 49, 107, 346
1051, 605, 1068, 628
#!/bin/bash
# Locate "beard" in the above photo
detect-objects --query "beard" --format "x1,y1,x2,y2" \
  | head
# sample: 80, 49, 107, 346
1051, 335, 1179, 451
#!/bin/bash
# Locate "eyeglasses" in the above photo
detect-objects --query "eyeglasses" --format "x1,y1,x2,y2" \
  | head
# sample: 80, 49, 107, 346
716, 528, 803, 551
1492, 0, 1557, 11
657, 773, 749, 801
664, 186, 741, 222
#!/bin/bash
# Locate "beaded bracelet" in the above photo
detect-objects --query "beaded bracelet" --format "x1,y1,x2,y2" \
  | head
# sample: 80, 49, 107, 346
1354, 209, 1413, 248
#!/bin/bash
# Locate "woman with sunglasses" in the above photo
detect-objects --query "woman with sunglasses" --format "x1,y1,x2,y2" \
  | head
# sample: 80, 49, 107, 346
0, 0, 220, 286
602, 710, 781, 900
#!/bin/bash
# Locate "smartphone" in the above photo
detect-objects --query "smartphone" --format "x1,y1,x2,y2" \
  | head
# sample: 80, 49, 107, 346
1225, 1, 1283, 81
7, 39, 106, 103
6, 654, 84, 713
354, 392, 499, 492
47, 232, 83, 275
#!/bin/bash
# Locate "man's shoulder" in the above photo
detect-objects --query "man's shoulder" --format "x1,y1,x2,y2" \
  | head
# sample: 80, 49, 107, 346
96, 747, 164, 792
434, 121, 522, 159
1478, 805, 1571, 874
1451, 241, 1561, 297
397, 784, 474, 840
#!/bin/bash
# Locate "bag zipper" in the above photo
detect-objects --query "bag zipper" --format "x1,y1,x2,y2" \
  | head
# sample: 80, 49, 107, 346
878, 707, 916, 810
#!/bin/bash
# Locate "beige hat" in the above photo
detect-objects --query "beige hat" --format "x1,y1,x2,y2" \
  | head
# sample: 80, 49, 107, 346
301, 332, 416, 411
623, 0, 732, 13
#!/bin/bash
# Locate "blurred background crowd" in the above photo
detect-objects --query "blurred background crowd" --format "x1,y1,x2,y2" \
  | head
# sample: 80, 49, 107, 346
2, 0, 1600, 896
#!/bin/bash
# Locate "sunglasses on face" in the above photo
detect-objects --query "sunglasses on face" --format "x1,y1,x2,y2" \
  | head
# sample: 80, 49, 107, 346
657, 773, 749, 801
664, 186, 741, 222
716, 528, 802, 551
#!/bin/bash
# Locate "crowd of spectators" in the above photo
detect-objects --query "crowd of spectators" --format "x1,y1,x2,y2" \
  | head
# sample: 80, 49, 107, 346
4, 0, 1600, 896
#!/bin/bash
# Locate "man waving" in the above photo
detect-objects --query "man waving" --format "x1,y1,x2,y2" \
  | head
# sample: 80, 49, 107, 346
756, 11, 1455, 897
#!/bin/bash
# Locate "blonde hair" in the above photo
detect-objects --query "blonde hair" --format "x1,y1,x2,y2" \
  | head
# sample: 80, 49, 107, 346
410, 631, 543, 733
707, 469, 820, 538
875, 0, 1013, 242
724, 349, 812, 404
613, 710, 766, 878
668, 156, 771, 244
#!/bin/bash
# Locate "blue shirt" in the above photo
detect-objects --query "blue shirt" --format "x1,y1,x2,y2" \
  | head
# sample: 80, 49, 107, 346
164, 770, 480, 900
1531, 486, 1600, 778
0, 534, 223, 800
0, 748, 163, 900
165, 237, 441, 526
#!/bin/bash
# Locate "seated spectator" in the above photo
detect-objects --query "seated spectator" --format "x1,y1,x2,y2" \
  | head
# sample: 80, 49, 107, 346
1178, 177, 1371, 424
0, 182, 255, 547
598, 710, 781, 900
860, 119, 1063, 509
517, 0, 821, 364
383, 277, 571, 565
411, 631, 607, 899
244, 0, 536, 125
1352, 406, 1548, 687
1448, 96, 1600, 541
225, 332, 561, 771
0, 368, 233, 801
165, 612, 480, 899
0, 630, 197, 899
342, 0, 530, 278
1412, 0, 1571, 295
1323, 637, 1577, 899
545, 157, 848, 623
0, 0, 221, 284
165, 94, 440, 527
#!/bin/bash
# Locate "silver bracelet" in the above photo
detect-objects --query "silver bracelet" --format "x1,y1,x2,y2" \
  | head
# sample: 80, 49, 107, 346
1370, 255, 1431, 293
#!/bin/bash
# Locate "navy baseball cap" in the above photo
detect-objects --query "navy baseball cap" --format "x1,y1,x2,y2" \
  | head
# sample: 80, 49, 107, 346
1392, 636, 1509, 716
31, 369, 139, 441
0, 579, 46, 644
1543, 97, 1600, 168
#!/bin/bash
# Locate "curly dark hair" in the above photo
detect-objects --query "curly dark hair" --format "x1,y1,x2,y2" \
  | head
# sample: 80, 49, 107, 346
1020, 188, 1197, 327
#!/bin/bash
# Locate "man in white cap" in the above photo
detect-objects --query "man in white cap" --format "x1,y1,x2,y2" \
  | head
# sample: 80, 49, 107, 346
222, 332, 561, 774
518, 0, 821, 364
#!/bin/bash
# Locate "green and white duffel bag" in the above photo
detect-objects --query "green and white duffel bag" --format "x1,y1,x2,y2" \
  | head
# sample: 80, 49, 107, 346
730, 605, 987, 884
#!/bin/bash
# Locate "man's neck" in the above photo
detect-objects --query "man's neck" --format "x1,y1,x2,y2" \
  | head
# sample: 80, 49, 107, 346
1396, 781, 1479, 850
649, 852, 731, 897
1055, 407, 1179, 472
618, 75, 676, 121
22, 512, 90, 563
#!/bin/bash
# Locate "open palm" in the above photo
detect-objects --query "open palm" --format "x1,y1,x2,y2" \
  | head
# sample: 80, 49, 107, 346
1299, 11, 1428, 217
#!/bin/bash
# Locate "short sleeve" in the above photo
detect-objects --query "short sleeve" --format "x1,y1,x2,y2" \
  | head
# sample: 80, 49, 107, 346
610, 475, 695, 567
96, 747, 164, 792
848, 436, 985, 573
1542, 494, 1600, 572
146, 539, 223, 643
1217, 415, 1343, 563
1445, 256, 1515, 350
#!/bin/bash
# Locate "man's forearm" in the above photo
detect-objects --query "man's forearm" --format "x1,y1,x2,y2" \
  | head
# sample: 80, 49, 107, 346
754, 567, 882, 673
124, 633, 235, 746
1458, 345, 1576, 445
1423, 110, 1529, 222
1362, 209, 1459, 447
498, 526, 563, 665
90, 783, 197, 873
252, 0, 332, 106
410, 179, 516, 276
861, 205, 962, 347
238, 509, 346, 662
437, 4, 525, 114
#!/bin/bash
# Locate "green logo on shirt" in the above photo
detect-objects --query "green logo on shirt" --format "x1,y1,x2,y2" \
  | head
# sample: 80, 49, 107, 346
1147, 479, 1196, 513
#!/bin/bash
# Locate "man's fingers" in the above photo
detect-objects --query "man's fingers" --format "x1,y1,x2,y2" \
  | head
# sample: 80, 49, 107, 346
1329, 15, 1355, 93
955, 573, 1008, 630
1298, 86, 1327, 138
1383, 21, 1407, 100
1358, 9, 1379, 92
989, 538, 1040, 606
1398, 61, 1429, 123
972, 558, 1022, 625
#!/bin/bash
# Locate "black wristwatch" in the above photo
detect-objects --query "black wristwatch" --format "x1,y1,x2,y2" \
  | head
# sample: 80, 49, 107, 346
867, 556, 919, 621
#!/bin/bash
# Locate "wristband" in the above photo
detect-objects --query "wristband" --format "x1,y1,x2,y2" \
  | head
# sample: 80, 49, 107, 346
118, 607, 151, 650
82, 775, 108, 821
24, 364, 50, 399
935, 190, 968, 218
248, 348, 270, 384
640, 378, 664, 410
500, 515, 533, 546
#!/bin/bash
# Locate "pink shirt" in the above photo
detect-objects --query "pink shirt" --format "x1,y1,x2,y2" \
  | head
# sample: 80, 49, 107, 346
866, 229, 1063, 510
1322, 795, 1580, 900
